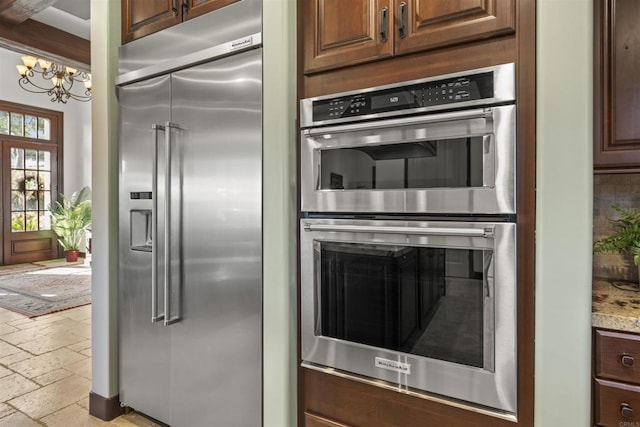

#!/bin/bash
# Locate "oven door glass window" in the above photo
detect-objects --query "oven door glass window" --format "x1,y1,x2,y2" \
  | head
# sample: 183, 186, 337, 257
318, 242, 493, 369
319, 137, 485, 190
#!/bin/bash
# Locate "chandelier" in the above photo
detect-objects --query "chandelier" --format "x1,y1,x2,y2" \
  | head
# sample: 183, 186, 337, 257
16, 56, 92, 103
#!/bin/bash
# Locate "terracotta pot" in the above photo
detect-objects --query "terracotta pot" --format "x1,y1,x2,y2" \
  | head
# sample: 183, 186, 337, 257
64, 249, 80, 262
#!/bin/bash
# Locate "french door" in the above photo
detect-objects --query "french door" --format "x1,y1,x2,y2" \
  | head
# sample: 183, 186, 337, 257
0, 102, 62, 265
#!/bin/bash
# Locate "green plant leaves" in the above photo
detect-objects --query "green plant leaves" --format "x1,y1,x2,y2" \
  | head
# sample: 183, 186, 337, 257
594, 205, 640, 265
49, 186, 91, 251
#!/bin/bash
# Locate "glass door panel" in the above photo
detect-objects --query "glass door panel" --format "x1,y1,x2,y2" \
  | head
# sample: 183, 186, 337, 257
318, 241, 489, 368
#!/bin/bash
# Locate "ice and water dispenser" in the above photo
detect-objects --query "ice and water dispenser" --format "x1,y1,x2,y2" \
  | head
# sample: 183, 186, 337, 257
129, 192, 152, 252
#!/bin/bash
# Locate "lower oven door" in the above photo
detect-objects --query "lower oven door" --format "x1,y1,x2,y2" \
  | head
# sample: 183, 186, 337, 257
300, 218, 516, 414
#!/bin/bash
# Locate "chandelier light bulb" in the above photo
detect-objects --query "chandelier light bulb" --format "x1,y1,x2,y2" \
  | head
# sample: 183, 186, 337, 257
38, 59, 52, 71
16, 65, 28, 76
21, 55, 38, 68
65, 66, 77, 75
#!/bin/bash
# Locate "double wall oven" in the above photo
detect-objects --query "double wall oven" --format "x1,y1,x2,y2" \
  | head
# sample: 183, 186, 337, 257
299, 64, 518, 414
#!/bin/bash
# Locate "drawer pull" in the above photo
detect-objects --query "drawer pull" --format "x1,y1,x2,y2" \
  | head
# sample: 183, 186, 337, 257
621, 403, 634, 418
622, 353, 635, 367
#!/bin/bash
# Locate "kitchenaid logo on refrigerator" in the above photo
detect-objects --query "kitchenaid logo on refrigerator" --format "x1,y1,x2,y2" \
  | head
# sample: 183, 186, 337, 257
375, 357, 411, 374
231, 36, 253, 51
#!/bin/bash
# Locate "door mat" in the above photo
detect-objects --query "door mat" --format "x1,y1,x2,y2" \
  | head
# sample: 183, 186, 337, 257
0, 264, 91, 317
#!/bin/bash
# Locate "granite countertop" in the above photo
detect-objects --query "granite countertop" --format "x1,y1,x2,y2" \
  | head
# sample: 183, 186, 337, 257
593, 278, 640, 332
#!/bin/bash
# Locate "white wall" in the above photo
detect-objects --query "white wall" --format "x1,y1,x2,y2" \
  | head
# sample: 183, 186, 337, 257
0, 46, 91, 196
535, 0, 593, 425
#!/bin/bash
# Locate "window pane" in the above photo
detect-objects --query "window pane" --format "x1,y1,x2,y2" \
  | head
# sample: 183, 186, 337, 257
25, 212, 38, 231
39, 190, 51, 211
10, 113, 24, 136
11, 212, 25, 232
38, 117, 50, 140
40, 212, 51, 230
0, 111, 8, 134
11, 191, 24, 211
25, 149, 38, 170
26, 191, 38, 210
11, 170, 25, 190
10, 148, 24, 169
39, 171, 51, 190
38, 151, 51, 170
24, 170, 38, 190
24, 115, 37, 138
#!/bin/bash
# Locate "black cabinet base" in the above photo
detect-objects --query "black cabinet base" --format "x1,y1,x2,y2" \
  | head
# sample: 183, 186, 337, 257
89, 392, 122, 421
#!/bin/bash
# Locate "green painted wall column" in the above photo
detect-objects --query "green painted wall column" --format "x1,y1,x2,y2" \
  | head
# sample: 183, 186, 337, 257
89, 0, 121, 401
535, 0, 593, 425
263, 1, 297, 426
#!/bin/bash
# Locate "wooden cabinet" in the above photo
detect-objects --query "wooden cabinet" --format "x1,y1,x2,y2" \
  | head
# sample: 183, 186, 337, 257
594, 329, 640, 426
122, 0, 240, 43
303, 0, 515, 73
594, 0, 640, 171
305, 412, 351, 427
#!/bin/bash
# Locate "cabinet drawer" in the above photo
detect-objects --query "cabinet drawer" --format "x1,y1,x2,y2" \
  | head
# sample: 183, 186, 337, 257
596, 329, 640, 384
305, 412, 351, 427
595, 378, 640, 426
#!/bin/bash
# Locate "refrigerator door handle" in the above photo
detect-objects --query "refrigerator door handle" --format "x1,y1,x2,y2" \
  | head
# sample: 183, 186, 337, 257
164, 122, 183, 326
151, 124, 165, 323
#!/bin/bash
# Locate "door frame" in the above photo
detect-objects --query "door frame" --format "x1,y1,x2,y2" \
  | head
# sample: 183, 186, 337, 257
0, 100, 64, 265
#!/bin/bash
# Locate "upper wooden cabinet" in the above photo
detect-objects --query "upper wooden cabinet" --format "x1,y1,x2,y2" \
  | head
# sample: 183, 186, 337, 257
396, 0, 516, 55
122, 0, 240, 44
594, 0, 640, 172
303, 0, 515, 74
302, 0, 393, 73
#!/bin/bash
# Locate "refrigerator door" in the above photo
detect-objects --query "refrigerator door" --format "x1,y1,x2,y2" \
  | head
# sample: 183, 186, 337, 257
168, 48, 263, 426
118, 75, 171, 424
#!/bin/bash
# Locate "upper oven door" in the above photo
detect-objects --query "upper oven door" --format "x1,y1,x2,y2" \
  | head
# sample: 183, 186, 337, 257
301, 105, 515, 214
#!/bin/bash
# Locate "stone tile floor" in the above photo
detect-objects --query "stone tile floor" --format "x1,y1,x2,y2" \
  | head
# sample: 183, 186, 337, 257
0, 274, 159, 426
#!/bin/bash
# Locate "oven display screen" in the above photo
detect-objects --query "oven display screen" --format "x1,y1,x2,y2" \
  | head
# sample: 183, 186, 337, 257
371, 91, 416, 111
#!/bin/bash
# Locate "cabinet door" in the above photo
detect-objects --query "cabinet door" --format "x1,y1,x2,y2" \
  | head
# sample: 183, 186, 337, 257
394, 0, 515, 55
183, 0, 241, 21
303, 0, 393, 74
594, 0, 640, 171
122, 0, 182, 43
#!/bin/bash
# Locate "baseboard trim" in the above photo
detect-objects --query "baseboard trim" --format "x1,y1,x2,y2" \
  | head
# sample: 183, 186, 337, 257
89, 392, 122, 421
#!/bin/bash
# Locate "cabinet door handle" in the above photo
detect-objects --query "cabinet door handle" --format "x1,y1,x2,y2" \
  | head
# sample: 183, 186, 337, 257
380, 7, 389, 43
182, 0, 189, 14
622, 353, 635, 367
621, 403, 634, 419
172, 0, 179, 15
398, 2, 407, 39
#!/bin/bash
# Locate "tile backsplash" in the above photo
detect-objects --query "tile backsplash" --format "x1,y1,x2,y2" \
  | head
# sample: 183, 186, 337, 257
593, 174, 640, 281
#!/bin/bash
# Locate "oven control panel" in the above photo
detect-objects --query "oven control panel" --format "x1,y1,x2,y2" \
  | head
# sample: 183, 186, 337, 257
304, 64, 517, 127
313, 72, 493, 122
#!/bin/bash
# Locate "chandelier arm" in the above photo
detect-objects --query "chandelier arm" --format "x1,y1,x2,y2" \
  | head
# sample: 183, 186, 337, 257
18, 77, 57, 94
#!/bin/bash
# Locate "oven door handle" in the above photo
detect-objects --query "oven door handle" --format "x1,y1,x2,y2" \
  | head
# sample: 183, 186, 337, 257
304, 108, 492, 137
303, 223, 494, 238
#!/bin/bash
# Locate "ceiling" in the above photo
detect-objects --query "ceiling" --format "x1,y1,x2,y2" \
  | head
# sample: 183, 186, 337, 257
31, 0, 91, 40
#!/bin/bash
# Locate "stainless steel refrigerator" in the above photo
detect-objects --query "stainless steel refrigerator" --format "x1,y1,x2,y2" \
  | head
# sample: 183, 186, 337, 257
116, 8, 262, 426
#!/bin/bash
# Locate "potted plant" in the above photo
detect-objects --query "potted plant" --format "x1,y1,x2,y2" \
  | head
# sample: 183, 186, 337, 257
594, 205, 640, 281
49, 186, 92, 262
